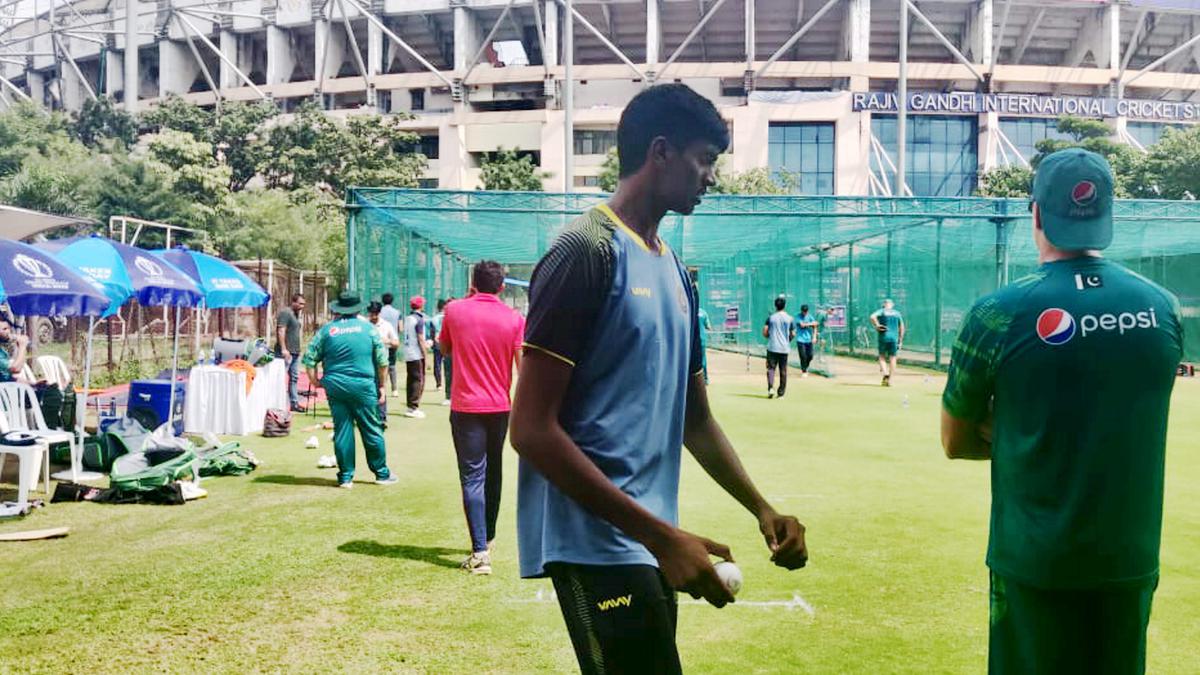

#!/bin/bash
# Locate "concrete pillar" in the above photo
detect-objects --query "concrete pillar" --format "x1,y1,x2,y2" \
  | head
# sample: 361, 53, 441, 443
315, 18, 348, 82
266, 26, 295, 85
1103, 2, 1120, 71
454, 6, 479, 72
647, 0, 660, 66
743, 0, 754, 70
969, 0, 993, 66
159, 40, 199, 97
104, 51, 123, 98
124, 0, 138, 111
27, 70, 45, 106
843, 0, 870, 90
978, 110, 1000, 172
220, 30, 238, 90
58, 62, 86, 110
543, 0, 558, 67
367, 19, 382, 107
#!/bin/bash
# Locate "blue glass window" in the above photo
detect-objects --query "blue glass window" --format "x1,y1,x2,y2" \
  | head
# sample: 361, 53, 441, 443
871, 115, 978, 197
999, 118, 1070, 163
1126, 121, 1187, 149
768, 122, 836, 195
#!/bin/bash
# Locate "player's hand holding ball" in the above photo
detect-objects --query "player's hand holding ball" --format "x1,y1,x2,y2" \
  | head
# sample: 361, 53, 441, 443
651, 528, 736, 608
713, 561, 742, 596
758, 508, 808, 570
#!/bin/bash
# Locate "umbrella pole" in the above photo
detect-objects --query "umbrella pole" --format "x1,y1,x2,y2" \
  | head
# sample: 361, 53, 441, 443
167, 306, 181, 436
54, 316, 103, 483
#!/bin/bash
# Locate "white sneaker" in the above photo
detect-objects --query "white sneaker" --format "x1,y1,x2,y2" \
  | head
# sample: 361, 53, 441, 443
337, 481, 354, 490
390, 390, 400, 397
440, 400, 451, 407
461, 551, 492, 575
403, 409, 426, 419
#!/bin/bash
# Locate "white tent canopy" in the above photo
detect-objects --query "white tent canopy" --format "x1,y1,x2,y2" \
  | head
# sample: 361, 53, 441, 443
0, 204, 93, 241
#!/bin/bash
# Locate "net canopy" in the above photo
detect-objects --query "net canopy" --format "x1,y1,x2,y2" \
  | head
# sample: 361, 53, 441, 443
348, 189, 1200, 363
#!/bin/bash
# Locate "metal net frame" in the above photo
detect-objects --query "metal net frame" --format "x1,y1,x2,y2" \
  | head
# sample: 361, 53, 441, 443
348, 189, 1200, 364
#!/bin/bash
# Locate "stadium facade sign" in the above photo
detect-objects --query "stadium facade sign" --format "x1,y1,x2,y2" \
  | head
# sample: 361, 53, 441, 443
852, 91, 1200, 122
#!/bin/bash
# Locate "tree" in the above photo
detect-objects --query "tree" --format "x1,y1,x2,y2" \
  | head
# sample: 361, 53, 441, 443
1032, 116, 1144, 198
141, 95, 213, 141
212, 101, 277, 191
976, 164, 1033, 198
94, 154, 195, 234
71, 96, 138, 149
479, 148, 548, 191
0, 102, 75, 178
711, 163, 796, 195
258, 101, 426, 195
1137, 126, 1200, 200
598, 147, 620, 192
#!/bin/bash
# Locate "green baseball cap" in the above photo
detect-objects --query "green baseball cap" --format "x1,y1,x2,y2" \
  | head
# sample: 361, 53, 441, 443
1032, 148, 1114, 251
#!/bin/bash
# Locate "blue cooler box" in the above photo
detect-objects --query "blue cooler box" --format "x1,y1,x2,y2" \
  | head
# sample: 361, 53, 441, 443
127, 379, 186, 435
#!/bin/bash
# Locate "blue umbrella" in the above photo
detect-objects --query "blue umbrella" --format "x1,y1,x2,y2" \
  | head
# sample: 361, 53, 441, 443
153, 246, 269, 309
0, 239, 111, 316
42, 235, 203, 315
40, 236, 203, 454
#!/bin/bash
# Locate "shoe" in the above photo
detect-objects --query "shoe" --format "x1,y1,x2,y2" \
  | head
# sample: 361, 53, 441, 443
434, 384, 441, 391
337, 481, 354, 490
777, 390, 786, 399
882, 375, 891, 387
291, 404, 308, 413
802, 372, 810, 378
404, 409, 426, 419
461, 551, 492, 575
767, 389, 775, 399
390, 390, 399, 397
441, 399, 451, 407
376, 475, 398, 486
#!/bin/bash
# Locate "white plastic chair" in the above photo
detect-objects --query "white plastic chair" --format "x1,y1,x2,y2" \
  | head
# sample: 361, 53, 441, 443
34, 356, 71, 390
17, 364, 35, 384
0, 383, 75, 482
0, 416, 51, 508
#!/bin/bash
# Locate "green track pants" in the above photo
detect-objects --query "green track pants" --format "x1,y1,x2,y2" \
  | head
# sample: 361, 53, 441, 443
327, 380, 390, 484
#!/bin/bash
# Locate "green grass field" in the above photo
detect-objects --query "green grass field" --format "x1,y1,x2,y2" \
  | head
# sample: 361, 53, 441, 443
1, 351, 1198, 673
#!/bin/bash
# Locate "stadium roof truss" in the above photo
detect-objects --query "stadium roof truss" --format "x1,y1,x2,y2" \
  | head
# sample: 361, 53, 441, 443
3, 1, 1200, 111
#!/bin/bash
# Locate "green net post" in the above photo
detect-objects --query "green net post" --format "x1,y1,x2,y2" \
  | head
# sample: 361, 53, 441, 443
995, 217, 1009, 290
847, 242, 855, 356
886, 232, 894, 300
346, 206, 357, 292
425, 242, 435, 305
934, 218, 944, 366
405, 231, 417, 301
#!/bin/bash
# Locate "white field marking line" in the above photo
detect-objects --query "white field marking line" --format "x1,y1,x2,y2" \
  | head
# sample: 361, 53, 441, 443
511, 589, 816, 615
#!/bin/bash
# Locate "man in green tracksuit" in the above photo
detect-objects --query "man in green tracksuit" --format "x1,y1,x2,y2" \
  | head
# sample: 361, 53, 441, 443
942, 149, 1183, 674
303, 292, 398, 489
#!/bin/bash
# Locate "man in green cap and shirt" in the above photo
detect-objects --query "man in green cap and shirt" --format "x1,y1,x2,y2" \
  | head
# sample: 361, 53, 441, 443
304, 292, 398, 489
942, 148, 1183, 674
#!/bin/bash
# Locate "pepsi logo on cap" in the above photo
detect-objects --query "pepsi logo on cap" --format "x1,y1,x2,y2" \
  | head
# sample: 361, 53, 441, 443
1037, 308, 1076, 345
1071, 180, 1097, 206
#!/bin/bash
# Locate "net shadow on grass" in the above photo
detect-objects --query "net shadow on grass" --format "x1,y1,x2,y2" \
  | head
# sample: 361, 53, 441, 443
253, 474, 338, 487
338, 539, 467, 569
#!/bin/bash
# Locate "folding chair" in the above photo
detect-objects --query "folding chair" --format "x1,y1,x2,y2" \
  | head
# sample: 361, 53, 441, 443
0, 383, 76, 482
0, 413, 51, 505
34, 355, 71, 390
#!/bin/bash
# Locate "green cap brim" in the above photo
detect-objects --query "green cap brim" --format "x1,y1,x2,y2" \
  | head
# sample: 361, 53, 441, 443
331, 301, 366, 314
1041, 209, 1113, 251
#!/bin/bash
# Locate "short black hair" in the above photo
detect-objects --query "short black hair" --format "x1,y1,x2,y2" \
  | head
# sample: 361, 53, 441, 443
617, 84, 729, 178
775, 296, 787, 311
801, 304, 809, 313
473, 260, 505, 295
367, 301, 382, 314
381, 292, 394, 305
437, 299, 448, 310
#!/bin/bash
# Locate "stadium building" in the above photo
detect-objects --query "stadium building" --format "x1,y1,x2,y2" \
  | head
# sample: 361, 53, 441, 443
1, 0, 1199, 194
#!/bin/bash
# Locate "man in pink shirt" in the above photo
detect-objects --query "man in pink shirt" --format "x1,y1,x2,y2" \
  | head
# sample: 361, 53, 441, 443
439, 261, 525, 575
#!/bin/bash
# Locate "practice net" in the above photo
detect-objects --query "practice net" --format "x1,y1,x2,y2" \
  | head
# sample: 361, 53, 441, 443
348, 189, 1200, 364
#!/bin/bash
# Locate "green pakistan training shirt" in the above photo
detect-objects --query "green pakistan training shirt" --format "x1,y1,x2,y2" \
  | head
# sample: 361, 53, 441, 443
943, 257, 1182, 589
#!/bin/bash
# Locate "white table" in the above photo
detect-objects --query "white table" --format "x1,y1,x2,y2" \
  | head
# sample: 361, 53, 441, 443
183, 360, 287, 436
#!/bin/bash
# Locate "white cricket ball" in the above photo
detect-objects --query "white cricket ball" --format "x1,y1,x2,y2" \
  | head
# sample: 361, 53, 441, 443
714, 561, 743, 596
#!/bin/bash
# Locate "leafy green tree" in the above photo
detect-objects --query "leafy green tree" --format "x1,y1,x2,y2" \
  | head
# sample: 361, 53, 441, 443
141, 95, 213, 140
1137, 126, 1200, 200
711, 163, 796, 195
479, 147, 548, 191
598, 147, 619, 192
71, 96, 138, 149
212, 101, 276, 191
1032, 116, 1143, 198
94, 154, 195, 233
0, 102, 75, 178
976, 164, 1033, 198
258, 102, 425, 195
